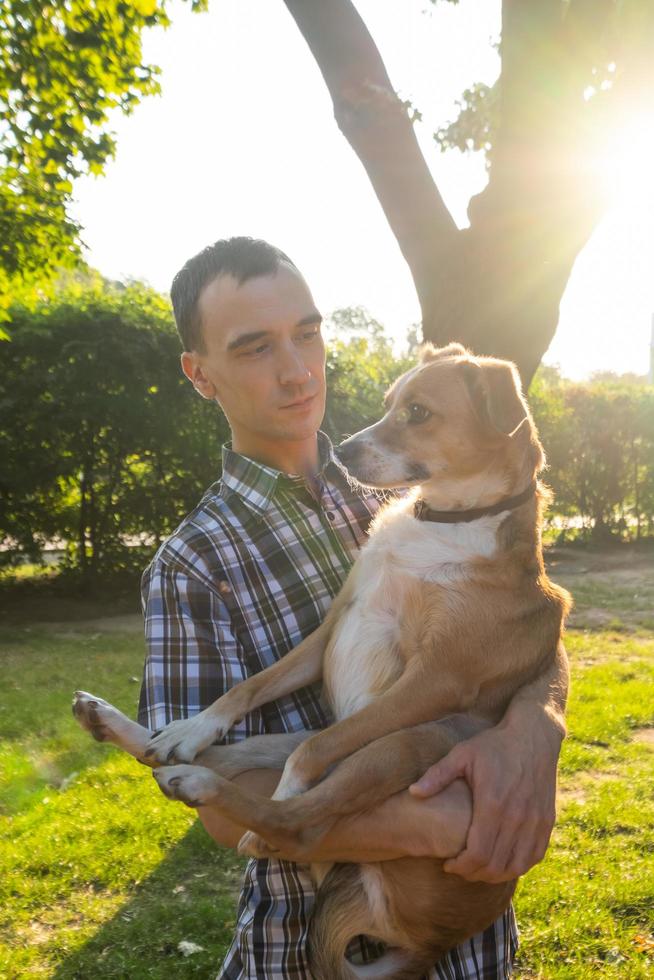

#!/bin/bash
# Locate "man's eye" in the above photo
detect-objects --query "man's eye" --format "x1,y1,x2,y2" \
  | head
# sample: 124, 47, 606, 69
242, 343, 269, 357
402, 403, 432, 424
298, 328, 319, 343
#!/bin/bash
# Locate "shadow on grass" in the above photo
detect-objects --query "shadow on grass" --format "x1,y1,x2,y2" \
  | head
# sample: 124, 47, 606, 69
51, 821, 245, 980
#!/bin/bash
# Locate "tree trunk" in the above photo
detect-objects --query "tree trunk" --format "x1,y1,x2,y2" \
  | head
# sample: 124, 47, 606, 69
281, 0, 623, 386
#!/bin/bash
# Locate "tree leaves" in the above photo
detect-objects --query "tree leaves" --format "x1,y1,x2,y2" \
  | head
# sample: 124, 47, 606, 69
0, 0, 204, 317
0, 275, 228, 576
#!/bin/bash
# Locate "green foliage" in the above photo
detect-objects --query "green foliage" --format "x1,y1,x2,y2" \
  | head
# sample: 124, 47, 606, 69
434, 81, 499, 158
0, 276, 229, 578
0, 0, 207, 315
530, 366, 654, 542
324, 306, 414, 440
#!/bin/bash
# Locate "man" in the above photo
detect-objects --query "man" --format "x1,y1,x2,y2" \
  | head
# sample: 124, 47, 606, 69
138, 237, 568, 978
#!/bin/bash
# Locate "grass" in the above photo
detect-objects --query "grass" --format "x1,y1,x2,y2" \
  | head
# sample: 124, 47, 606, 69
514, 630, 654, 978
0, 566, 653, 978
0, 624, 242, 979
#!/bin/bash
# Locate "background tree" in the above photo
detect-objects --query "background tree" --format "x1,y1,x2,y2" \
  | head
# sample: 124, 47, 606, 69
531, 367, 654, 543
323, 305, 413, 439
0, 276, 228, 579
279, 0, 654, 384
0, 0, 206, 326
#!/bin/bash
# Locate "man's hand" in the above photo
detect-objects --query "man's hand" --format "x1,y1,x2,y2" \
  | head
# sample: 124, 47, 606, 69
409, 713, 563, 884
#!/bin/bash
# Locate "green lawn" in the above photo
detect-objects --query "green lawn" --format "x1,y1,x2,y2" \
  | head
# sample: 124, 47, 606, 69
1, 569, 653, 978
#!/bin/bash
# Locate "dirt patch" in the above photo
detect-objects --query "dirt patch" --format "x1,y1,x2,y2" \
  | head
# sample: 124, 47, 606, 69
0, 589, 140, 628
558, 770, 621, 806
632, 727, 654, 747
568, 607, 616, 630
546, 547, 654, 578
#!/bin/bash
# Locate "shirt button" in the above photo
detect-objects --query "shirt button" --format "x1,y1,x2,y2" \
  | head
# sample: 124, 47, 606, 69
326, 511, 336, 521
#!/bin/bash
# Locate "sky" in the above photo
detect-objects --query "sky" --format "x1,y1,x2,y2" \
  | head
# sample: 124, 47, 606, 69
71, 0, 654, 380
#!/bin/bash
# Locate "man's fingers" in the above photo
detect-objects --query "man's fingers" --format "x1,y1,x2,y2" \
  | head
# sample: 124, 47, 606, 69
409, 750, 465, 798
443, 792, 526, 882
445, 802, 549, 883
447, 824, 518, 883
503, 816, 552, 878
443, 814, 500, 879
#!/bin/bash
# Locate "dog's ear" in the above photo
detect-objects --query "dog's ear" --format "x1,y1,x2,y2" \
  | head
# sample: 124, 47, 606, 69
419, 342, 468, 364
459, 357, 529, 438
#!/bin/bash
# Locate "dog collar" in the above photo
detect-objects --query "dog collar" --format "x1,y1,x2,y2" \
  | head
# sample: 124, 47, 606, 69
414, 481, 538, 524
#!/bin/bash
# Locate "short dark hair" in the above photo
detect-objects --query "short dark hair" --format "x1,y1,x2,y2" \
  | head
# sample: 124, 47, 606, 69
170, 236, 297, 351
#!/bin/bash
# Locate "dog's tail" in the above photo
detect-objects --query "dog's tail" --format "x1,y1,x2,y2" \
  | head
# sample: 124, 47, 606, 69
307, 865, 437, 980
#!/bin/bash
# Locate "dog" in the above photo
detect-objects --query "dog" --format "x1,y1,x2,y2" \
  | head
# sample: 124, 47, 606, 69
73, 343, 570, 979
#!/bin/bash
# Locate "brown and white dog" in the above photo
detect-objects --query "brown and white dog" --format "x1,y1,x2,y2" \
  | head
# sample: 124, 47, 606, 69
73, 343, 570, 980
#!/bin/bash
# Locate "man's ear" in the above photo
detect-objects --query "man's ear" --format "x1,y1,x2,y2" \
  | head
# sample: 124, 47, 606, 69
180, 351, 218, 400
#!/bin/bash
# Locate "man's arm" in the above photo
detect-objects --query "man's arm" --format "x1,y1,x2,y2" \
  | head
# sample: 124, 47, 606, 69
196, 769, 473, 862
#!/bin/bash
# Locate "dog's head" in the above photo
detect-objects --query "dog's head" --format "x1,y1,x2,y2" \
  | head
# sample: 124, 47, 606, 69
337, 343, 544, 503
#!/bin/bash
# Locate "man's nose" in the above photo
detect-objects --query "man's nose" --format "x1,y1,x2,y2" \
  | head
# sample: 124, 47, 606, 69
278, 344, 311, 386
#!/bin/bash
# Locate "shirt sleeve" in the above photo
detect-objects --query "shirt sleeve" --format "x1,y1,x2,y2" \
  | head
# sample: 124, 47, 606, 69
137, 558, 244, 733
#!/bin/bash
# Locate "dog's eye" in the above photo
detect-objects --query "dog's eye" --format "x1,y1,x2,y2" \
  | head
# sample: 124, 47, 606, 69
406, 403, 432, 424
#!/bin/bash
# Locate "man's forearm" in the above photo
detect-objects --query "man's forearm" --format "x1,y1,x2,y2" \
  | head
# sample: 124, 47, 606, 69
299, 779, 472, 863
197, 769, 472, 863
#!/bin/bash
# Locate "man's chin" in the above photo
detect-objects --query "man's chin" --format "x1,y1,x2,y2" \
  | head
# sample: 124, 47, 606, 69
278, 408, 324, 440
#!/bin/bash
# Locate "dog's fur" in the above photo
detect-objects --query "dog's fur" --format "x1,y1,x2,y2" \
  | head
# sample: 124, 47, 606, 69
74, 344, 570, 979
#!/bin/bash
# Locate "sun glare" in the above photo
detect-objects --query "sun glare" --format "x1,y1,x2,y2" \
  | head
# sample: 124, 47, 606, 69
603, 113, 654, 207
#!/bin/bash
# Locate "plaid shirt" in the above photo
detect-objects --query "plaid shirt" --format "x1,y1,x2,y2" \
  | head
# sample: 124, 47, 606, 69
138, 433, 518, 979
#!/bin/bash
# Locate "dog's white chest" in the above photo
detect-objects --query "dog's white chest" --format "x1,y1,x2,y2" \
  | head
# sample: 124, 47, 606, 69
326, 547, 407, 721
325, 499, 502, 721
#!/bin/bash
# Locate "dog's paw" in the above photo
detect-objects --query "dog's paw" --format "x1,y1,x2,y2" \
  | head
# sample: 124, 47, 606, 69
72, 691, 149, 758
152, 765, 221, 807
144, 712, 229, 764
237, 830, 280, 859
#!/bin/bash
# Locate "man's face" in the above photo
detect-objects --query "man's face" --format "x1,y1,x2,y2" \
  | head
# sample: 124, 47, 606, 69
181, 263, 326, 459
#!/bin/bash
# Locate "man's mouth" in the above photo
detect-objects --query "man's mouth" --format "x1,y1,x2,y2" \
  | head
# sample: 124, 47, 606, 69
281, 395, 316, 410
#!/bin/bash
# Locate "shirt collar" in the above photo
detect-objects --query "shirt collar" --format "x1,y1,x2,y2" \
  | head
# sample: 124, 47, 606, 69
220, 432, 347, 515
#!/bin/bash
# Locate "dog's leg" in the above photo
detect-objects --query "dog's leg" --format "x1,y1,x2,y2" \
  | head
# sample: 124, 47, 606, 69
72, 692, 153, 762
239, 721, 460, 857
72, 690, 310, 777
198, 730, 312, 779
271, 666, 476, 803
153, 719, 474, 859
240, 715, 491, 857
144, 607, 340, 765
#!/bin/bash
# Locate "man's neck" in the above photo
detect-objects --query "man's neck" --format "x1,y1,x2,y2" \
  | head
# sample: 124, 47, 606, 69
231, 433, 321, 484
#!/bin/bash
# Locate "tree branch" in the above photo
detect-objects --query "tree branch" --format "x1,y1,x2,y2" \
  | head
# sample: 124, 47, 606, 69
281, 0, 458, 316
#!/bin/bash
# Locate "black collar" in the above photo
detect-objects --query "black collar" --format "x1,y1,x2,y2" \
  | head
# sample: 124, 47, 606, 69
414, 481, 538, 524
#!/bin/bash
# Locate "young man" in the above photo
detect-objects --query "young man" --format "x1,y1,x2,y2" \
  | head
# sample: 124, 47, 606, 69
138, 237, 568, 979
